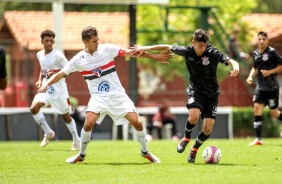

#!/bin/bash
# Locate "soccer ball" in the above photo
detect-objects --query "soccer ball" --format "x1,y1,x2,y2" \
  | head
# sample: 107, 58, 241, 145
202, 146, 222, 164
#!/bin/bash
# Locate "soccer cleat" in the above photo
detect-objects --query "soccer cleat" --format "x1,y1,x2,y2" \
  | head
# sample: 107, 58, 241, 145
40, 131, 55, 147
66, 153, 85, 164
248, 138, 263, 146
141, 151, 161, 163
71, 139, 81, 151
188, 147, 198, 163
177, 137, 190, 153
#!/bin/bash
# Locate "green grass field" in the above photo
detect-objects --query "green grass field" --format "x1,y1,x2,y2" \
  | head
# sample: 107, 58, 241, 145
0, 138, 281, 184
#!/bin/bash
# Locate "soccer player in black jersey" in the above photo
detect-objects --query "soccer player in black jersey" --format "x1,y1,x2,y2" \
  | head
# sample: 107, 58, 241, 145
246, 31, 282, 146
132, 28, 239, 163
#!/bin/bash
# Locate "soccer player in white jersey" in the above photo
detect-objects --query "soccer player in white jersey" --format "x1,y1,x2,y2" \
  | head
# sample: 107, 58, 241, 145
31, 30, 80, 150
38, 26, 172, 164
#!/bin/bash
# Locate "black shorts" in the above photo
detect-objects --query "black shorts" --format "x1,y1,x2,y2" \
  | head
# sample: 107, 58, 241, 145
186, 89, 219, 119
253, 90, 279, 109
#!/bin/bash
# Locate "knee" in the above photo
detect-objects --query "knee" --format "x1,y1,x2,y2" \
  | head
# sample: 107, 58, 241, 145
188, 115, 199, 124
270, 110, 279, 119
83, 120, 94, 131
30, 105, 39, 115
132, 120, 143, 131
203, 126, 213, 135
62, 114, 72, 123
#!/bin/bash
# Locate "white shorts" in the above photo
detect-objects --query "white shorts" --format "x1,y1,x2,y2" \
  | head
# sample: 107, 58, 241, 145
32, 93, 71, 114
86, 93, 138, 125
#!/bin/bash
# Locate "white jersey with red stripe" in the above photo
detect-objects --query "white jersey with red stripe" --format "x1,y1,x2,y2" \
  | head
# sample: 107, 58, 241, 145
37, 49, 69, 98
62, 43, 127, 96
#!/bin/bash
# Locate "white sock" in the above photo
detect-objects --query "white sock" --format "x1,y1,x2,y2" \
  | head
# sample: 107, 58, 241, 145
80, 128, 91, 155
136, 128, 148, 153
65, 118, 80, 142
33, 112, 52, 134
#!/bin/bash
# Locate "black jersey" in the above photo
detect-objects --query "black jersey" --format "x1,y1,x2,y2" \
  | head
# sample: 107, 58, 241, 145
0, 45, 7, 79
253, 46, 282, 91
171, 44, 230, 96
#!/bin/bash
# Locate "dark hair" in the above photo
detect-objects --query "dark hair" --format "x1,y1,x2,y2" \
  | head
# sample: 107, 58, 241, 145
81, 26, 98, 41
193, 28, 209, 43
257, 31, 268, 38
40, 30, 55, 40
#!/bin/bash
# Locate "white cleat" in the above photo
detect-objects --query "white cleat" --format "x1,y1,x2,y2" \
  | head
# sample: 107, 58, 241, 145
66, 154, 85, 164
71, 139, 81, 151
141, 151, 161, 163
248, 138, 263, 146
40, 131, 55, 147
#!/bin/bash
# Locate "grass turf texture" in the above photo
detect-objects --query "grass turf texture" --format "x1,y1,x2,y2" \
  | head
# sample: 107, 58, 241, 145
0, 139, 281, 184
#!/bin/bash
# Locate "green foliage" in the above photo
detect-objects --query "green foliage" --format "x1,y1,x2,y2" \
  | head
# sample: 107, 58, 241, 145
233, 107, 280, 137
137, 0, 257, 82
0, 2, 127, 12
0, 140, 282, 184
252, 0, 282, 13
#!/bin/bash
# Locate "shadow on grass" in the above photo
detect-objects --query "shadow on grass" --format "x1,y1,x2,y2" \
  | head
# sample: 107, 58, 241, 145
54, 162, 152, 166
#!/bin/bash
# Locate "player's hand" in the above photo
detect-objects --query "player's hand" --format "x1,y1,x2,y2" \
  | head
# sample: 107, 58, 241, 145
260, 69, 271, 77
130, 45, 145, 57
230, 64, 239, 77
47, 71, 55, 78
35, 80, 42, 88
154, 50, 174, 64
230, 69, 239, 77
246, 76, 253, 84
38, 85, 48, 93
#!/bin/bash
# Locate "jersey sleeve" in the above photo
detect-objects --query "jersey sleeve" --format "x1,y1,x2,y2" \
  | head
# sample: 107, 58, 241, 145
171, 45, 189, 57
61, 54, 80, 75
273, 50, 282, 65
57, 51, 68, 67
212, 48, 230, 66
105, 43, 126, 58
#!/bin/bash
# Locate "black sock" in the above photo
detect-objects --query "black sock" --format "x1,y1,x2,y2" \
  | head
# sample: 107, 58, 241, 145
193, 131, 210, 149
185, 120, 195, 139
278, 112, 282, 121
254, 116, 262, 140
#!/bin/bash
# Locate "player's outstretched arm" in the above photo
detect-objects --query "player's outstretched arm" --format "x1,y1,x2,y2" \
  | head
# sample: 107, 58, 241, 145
38, 71, 66, 93
228, 59, 239, 77
139, 50, 174, 64
125, 48, 173, 64
131, 44, 172, 56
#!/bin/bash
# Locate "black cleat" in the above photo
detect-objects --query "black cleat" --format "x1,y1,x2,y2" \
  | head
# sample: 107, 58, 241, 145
188, 147, 198, 163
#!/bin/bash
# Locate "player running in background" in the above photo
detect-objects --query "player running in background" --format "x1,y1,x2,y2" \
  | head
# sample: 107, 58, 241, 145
38, 26, 172, 164
246, 31, 282, 146
132, 28, 239, 163
31, 30, 80, 150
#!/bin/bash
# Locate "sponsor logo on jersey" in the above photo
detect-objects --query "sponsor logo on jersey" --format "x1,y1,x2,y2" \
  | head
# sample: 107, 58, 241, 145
98, 81, 110, 92
47, 86, 55, 94
202, 56, 210, 65
262, 53, 268, 61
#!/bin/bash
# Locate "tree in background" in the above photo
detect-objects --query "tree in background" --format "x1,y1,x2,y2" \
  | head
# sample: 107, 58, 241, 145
136, 0, 257, 82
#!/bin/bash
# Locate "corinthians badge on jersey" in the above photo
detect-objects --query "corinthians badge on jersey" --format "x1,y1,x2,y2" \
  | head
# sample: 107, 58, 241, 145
262, 53, 268, 61
202, 56, 210, 65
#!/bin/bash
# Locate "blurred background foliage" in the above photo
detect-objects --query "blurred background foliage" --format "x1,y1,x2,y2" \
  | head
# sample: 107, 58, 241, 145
1, 0, 281, 82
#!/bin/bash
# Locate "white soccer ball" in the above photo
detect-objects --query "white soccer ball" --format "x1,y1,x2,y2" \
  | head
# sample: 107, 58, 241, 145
202, 146, 222, 164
